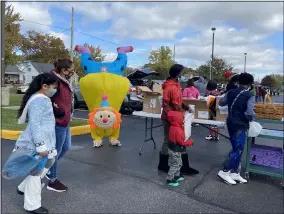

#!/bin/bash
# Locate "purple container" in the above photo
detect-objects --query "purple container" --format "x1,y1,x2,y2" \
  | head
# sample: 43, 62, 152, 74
250, 144, 283, 169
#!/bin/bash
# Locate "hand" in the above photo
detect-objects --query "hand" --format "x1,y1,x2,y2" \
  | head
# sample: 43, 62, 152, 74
53, 102, 59, 108
39, 151, 48, 157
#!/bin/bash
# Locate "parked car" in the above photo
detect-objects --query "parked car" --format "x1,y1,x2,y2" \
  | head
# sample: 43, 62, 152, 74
17, 84, 29, 94
73, 68, 160, 114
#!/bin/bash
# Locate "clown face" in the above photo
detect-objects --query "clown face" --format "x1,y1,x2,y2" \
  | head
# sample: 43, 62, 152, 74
94, 110, 117, 128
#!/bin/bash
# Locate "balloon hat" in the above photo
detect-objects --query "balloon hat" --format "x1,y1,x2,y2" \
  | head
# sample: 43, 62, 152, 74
100, 94, 110, 108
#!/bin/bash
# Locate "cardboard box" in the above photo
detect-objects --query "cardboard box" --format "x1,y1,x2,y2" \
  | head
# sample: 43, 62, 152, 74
137, 86, 162, 114
215, 96, 228, 121
183, 99, 210, 120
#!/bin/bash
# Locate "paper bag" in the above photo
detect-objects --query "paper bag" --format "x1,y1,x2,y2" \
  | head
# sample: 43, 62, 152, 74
184, 112, 194, 140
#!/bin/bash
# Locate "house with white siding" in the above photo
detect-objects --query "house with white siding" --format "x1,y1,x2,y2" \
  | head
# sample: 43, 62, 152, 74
5, 61, 79, 85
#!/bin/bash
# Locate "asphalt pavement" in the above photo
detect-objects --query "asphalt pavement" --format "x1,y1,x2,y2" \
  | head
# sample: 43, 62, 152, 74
1, 114, 283, 213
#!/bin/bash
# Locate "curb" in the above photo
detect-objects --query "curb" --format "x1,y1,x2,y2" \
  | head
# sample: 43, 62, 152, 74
1, 125, 91, 141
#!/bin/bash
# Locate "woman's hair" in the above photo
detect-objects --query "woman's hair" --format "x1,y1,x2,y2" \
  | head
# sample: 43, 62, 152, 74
54, 59, 73, 73
186, 79, 195, 87
206, 80, 218, 91
18, 73, 58, 118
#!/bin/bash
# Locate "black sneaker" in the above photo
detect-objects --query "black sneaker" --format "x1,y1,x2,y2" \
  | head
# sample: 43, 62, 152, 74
17, 188, 24, 195
28, 206, 48, 214
47, 179, 67, 192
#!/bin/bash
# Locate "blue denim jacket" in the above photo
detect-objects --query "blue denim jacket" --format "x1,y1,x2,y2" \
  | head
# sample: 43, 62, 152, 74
14, 95, 56, 153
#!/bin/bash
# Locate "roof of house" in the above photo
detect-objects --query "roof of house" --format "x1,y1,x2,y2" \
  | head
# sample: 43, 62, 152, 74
30, 62, 54, 73
5, 65, 23, 74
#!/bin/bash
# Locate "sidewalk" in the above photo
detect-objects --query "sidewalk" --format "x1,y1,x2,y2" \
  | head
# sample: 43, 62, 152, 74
1, 116, 283, 213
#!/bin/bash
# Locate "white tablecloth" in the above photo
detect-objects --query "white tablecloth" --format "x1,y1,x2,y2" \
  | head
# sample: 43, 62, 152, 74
132, 111, 226, 127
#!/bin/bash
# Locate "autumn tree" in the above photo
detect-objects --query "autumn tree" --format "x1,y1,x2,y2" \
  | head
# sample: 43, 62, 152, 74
21, 30, 70, 64
73, 43, 106, 77
196, 56, 234, 83
4, 3, 22, 68
261, 75, 277, 88
145, 46, 175, 79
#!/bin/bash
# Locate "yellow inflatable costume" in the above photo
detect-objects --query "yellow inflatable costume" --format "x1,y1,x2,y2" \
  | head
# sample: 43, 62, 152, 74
75, 45, 133, 147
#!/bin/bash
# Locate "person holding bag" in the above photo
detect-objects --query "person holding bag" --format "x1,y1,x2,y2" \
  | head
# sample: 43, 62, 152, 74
217, 73, 256, 185
4, 73, 59, 214
158, 64, 199, 175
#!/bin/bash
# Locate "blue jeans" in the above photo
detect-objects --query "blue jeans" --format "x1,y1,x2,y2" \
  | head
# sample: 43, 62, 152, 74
223, 130, 247, 173
48, 125, 71, 179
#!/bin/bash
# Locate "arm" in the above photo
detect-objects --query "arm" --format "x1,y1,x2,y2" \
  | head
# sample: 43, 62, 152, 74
219, 93, 228, 106
245, 96, 256, 121
28, 98, 49, 153
50, 83, 65, 118
182, 88, 188, 98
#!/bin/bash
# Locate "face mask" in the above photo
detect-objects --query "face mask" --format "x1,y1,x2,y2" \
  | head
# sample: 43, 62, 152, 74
178, 76, 185, 82
46, 88, 57, 97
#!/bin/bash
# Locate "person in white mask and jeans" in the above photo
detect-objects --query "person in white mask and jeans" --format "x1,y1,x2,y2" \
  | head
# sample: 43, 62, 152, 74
15, 73, 59, 214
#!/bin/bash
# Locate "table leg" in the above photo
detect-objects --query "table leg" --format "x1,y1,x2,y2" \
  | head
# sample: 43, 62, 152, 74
245, 137, 252, 180
139, 117, 157, 155
150, 118, 157, 149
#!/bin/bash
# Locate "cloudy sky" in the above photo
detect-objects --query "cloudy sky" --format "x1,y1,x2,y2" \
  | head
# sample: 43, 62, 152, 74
10, 1, 283, 80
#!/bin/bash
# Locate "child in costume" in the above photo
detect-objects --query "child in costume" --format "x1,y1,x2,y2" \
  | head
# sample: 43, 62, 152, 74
166, 111, 194, 187
217, 73, 255, 185
15, 73, 58, 214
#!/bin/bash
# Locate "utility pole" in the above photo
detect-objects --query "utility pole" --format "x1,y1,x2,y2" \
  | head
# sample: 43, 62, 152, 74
210, 27, 216, 80
173, 45, 175, 62
70, 6, 74, 86
244, 53, 247, 73
70, 6, 74, 62
1, 1, 6, 87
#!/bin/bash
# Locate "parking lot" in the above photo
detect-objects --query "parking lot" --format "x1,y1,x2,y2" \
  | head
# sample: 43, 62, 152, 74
2, 113, 283, 213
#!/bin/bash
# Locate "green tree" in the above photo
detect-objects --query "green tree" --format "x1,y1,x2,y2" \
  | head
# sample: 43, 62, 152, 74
270, 74, 284, 89
4, 3, 22, 68
261, 75, 277, 88
21, 30, 70, 63
196, 56, 234, 83
146, 46, 175, 79
74, 43, 106, 77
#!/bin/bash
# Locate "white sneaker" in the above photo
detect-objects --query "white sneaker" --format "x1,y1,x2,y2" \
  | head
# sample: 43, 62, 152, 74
229, 172, 248, 183
217, 170, 237, 185
205, 135, 213, 140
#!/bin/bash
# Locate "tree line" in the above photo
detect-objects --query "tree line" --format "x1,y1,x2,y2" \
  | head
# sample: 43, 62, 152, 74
4, 3, 105, 77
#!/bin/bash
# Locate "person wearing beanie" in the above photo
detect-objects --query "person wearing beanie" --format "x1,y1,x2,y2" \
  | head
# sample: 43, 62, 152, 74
217, 73, 255, 185
158, 64, 199, 176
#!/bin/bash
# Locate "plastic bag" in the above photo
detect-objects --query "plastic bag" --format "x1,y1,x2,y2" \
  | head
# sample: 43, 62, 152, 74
248, 121, 263, 137
2, 148, 48, 180
184, 112, 194, 140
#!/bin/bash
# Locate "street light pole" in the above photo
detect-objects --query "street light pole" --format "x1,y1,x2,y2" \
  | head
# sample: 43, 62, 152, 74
210, 27, 216, 80
244, 53, 247, 73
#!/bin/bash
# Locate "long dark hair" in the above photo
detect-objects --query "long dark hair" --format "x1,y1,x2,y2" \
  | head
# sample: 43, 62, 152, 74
186, 79, 195, 87
18, 73, 58, 118
54, 59, 73, 73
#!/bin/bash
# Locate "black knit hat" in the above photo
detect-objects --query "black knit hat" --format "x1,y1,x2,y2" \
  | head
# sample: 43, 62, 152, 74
169, 64, 185, 78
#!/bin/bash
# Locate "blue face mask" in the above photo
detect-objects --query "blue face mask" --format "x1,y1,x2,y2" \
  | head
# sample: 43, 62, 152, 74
178, 76, 185, 82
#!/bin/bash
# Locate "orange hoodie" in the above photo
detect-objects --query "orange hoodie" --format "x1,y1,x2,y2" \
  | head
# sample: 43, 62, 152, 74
161, 79, 183, 121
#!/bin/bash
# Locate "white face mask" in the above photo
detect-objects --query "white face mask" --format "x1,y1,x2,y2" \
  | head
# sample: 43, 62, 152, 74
46, 88, 57, 97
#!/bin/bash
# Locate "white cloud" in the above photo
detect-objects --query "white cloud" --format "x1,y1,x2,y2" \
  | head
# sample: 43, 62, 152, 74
173, 27, 283, 79
9, 2, 71, 49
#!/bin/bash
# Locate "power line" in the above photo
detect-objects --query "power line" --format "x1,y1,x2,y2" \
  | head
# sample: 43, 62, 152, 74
20, 20, 69, 30
20, 19, 147, 54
